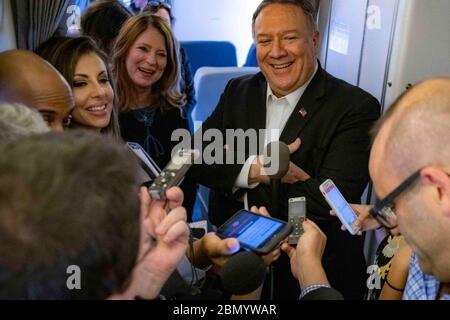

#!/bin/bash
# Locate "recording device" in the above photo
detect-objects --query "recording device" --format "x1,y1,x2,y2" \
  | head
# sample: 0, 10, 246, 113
216, 209, 293, 255
219, 251, 266, 295
319, 179, 360, 235
126, 142, 161, 184
288, 197, 307, 245
149, 148, 199, 200
264, 141, 290, 216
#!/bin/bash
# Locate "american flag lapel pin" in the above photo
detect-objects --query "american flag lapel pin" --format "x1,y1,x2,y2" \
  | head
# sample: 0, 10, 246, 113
299, 108, 308, 118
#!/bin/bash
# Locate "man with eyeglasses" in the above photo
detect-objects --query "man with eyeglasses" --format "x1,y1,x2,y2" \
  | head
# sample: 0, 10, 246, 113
282, 78, 450, 300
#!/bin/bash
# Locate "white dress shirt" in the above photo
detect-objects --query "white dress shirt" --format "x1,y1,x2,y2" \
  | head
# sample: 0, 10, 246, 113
233, 64, 318, 209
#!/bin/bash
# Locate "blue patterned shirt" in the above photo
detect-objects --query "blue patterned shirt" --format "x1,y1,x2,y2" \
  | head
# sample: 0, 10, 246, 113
403, 253, 450, 300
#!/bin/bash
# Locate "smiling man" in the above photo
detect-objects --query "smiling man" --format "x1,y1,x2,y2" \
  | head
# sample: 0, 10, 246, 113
0, 50, 74, 132
189, 0, 380, 299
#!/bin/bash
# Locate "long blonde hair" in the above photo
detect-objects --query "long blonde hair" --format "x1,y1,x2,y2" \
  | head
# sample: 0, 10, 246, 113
112, 14, 185, 112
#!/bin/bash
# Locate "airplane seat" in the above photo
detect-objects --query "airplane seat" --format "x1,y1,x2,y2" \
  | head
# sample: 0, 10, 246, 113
190, 66, 260, 132
190, 66, 260, 225
179, 41, 238, 77
243, 43, 258, 67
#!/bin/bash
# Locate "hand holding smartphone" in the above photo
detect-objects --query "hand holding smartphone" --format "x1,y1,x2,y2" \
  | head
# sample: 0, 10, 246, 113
216, 210, 293, 255
319, 179, 360, 235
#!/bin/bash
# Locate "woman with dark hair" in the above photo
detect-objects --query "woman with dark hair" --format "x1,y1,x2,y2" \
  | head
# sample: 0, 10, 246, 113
113, 14, 196, 218
37, 36, 120, 140
81, 0, 133, 57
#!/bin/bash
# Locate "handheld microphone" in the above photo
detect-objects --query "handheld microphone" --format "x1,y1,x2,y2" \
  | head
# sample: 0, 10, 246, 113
264, 141, 290, 216
219, 251, 266, 295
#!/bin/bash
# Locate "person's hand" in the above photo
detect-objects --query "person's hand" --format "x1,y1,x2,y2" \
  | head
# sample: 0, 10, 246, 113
282, 139, 310, 183
248, 138, 308, 185
250, 206, 282, 266
330, 203, 380, 234
282, 161, 311, 184
281, 220, 327, 286
248, 155, 270, 185
191, 232, 240, 269
125, 187, 190, 299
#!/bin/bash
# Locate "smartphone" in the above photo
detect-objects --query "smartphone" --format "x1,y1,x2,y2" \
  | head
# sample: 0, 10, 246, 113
216, 209, 293, 255
319, 179, 360, 235
288, 197, 307, 245
126, 142, 161, 185
149, 149, 199, 200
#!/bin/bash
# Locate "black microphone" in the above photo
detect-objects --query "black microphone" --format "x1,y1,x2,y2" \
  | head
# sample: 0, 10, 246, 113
264, 141, 290, 216
219, 251, 266, 295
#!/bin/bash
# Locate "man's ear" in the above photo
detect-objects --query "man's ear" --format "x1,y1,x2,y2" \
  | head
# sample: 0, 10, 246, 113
420, 167, 450, 217
312, 31, 320, 54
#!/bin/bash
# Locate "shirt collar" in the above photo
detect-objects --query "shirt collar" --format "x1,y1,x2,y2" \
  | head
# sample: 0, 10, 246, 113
266, 62, 318, 108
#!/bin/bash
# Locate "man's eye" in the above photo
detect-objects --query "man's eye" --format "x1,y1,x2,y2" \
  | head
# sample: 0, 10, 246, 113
41, 115, 54, 126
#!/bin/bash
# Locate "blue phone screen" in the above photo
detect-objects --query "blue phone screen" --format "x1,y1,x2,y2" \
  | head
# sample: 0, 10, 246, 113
219, 211, 284, 249
325, 184, 357, 225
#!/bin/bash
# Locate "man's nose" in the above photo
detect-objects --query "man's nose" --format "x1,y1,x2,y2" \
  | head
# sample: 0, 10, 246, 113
269, 39, 287, 59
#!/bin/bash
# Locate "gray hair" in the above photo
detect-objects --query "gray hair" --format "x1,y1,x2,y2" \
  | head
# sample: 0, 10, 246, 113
0, 130, 140, 299
0, 102, 50, 143
252, 0, 318, 37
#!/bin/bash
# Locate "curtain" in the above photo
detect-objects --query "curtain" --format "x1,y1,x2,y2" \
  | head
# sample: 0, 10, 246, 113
10, 0, 71, 50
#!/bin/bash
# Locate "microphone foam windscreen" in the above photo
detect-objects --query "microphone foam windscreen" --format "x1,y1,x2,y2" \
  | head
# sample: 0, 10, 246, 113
219, 251, 266, 295
264, 141, 290, 179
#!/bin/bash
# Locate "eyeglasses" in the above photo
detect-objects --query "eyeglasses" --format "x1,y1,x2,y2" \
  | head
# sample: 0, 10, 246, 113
147, 1, 171, 10
369, 169, 421, 229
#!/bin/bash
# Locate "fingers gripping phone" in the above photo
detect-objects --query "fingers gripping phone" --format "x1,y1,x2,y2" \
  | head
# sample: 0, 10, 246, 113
319, 179, 360, 235
216, 210, 293, 255
288, 197, 307, 245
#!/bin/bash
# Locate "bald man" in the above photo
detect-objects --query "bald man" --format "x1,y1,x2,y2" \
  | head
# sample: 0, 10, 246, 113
0, 50, 74, 132
282, 78, 450, 300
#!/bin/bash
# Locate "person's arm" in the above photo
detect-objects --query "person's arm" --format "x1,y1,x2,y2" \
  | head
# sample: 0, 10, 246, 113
284, 97, 381, 219
379, 242, 412, 300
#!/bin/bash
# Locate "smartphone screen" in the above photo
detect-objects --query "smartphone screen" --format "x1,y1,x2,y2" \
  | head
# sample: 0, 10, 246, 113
216, 210, 285, 250
322, 182, 357, 226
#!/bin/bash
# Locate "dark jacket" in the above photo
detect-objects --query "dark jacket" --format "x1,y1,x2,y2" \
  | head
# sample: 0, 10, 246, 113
189, 65, 381, 299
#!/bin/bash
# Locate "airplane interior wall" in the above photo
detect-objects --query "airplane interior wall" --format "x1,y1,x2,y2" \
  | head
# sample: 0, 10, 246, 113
318, 0, 450, 263
0, 0, 16, 51
172, 0, 262, 66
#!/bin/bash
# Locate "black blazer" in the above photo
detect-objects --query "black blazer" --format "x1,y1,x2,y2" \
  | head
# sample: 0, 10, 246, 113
189, 65, 380, 299
190, 65, 380, 222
